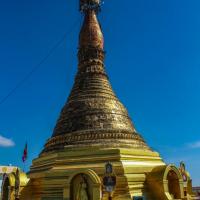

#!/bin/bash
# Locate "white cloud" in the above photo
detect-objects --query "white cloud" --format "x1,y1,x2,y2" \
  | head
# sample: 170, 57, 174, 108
187, 141, 200, 149
0, 135, 15, 147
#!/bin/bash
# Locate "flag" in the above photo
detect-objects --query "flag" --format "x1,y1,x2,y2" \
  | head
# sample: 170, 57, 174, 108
22, 143, 28, 162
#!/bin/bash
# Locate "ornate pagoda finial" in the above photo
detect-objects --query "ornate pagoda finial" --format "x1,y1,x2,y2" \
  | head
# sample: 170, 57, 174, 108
80, 0, 102, 12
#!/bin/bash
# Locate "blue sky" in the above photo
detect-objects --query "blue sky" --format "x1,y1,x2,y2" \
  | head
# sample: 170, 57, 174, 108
0, 0, 200, 186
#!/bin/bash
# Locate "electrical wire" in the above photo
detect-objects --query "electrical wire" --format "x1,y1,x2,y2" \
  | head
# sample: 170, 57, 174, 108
0, 18, 80, 106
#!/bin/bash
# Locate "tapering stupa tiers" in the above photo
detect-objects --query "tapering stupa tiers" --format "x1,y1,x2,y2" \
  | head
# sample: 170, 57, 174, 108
42, 1, 150, 153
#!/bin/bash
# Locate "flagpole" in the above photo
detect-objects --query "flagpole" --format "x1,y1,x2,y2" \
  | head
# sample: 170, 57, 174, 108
22, 142, 28, 172
23, 160, 25, 172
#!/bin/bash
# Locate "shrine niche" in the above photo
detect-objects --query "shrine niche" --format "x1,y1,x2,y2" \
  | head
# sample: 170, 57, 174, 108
167, 170, 181, 199
146, 164, 185, 200
163, 165, 185, 199
64, 169, 101, 200
71, 174, 91, 200
179, 162, 194, 197
1, 168, 29, 200
2, 176, 9, 200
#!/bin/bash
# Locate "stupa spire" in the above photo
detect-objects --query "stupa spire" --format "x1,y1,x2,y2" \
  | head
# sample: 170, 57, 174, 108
42, 0, 150, 153
78, 0, 104, 72
79, 10, 104, 49
79, 0, 104, 50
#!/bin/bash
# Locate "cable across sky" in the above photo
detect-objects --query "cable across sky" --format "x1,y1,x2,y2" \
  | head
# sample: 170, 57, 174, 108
0, 18, 80, 107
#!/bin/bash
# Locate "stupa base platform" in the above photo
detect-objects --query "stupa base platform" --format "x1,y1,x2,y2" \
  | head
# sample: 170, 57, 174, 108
13, 146, 193, 200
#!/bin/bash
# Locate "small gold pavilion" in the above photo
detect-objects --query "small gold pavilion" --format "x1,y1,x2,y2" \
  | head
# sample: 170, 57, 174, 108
1, 0, 197, 199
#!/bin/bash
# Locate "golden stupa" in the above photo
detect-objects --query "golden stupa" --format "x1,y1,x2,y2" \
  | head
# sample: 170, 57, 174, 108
1, 0, 197, 200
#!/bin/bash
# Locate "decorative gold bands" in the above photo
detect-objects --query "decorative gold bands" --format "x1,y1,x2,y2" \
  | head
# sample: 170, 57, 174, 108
42, 130, 149, 153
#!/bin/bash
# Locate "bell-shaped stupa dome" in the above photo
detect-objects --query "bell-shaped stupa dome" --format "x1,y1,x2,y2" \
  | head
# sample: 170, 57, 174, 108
42, 0, 150, 154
